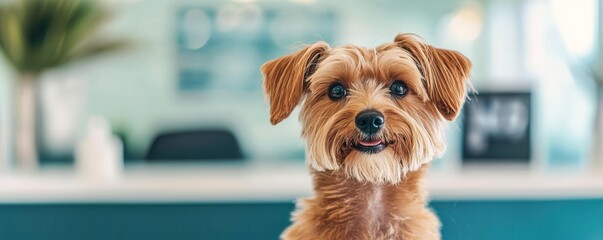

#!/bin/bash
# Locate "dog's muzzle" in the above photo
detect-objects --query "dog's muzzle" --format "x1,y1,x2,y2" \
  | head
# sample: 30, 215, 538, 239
354, 109, 386, 154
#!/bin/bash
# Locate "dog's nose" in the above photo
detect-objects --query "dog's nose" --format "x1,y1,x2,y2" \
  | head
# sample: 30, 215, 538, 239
355, 110, 384, 134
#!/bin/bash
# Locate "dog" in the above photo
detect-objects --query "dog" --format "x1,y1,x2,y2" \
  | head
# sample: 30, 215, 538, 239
261, 33, 471, 240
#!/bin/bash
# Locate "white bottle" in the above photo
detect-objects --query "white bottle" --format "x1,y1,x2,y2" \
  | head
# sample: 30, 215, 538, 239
75, 116, 123, 182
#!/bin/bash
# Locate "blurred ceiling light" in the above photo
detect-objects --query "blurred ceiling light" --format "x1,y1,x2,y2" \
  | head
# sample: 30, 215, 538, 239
183, 9, 211, 49
445, 3, 484, 44
550, 0, 595, 58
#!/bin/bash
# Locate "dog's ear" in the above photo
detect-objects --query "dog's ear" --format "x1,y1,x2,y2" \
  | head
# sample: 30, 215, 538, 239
394, 33, 472, 121
261, 42, 329, 125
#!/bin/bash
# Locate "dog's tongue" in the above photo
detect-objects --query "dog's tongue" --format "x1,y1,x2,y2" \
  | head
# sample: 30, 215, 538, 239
359, 139, 382, 147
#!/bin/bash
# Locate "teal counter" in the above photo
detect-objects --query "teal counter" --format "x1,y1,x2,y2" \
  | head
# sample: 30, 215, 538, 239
1, 199, 602, 240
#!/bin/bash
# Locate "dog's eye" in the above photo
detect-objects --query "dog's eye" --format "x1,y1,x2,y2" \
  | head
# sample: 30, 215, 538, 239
390, 80, 409, 97
328, 83, 347, 100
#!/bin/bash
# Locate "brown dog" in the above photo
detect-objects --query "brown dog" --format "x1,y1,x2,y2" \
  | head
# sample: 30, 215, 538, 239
261, 33, 471, 240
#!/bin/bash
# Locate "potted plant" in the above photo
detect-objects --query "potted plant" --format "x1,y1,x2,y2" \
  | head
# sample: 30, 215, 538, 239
0, 0, 127, 170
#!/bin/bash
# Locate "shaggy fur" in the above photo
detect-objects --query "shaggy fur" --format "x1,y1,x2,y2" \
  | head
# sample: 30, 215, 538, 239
262, 33, 471, 240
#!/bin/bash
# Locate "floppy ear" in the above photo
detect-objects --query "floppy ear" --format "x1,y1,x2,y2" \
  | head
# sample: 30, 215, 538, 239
394, 33, 472, 121
261, 42, 329, 125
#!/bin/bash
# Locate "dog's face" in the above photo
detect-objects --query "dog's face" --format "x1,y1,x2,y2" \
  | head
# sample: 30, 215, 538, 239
262, 34, 471, 184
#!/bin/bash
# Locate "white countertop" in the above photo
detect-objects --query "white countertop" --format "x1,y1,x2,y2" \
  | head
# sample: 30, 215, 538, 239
1, 162, 603, 203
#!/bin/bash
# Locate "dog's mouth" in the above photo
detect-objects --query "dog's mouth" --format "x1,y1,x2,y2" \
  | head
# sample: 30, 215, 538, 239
353, 138, 387, 154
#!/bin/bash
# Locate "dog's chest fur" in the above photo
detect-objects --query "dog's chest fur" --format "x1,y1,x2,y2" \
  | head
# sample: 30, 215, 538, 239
281, 165, 440, 240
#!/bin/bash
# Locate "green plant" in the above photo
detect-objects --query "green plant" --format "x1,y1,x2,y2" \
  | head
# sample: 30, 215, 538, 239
0, 0, 127, 169
0, 0, 127, 74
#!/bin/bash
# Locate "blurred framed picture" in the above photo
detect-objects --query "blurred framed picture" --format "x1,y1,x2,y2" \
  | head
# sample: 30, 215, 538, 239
174, 5, 336, 94
462, 91, 532, 163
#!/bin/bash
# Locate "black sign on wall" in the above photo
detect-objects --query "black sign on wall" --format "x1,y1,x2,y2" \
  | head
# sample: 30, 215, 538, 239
462, 92, 532, 163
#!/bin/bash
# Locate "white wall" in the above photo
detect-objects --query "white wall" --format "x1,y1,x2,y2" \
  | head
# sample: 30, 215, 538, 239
2, 0, 487, 161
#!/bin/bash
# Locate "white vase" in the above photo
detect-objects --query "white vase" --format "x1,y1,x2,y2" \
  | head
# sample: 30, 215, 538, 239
14, 74, 39, 171
40, 75, 86, 158
0, 78, 8, 171
593, 92, 603, 173
76, 116, 123, 182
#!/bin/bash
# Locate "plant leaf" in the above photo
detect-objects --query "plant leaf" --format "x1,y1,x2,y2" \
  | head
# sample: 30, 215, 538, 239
0, 0, 128, 75
0, 6, 25, 70
68, 39, 130, 64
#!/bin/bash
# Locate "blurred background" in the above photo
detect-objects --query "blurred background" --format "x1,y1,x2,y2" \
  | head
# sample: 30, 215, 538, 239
0, 0, 602, 239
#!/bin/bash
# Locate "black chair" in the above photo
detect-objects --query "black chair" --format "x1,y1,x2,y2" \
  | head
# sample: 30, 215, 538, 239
146, 129, 245, 161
